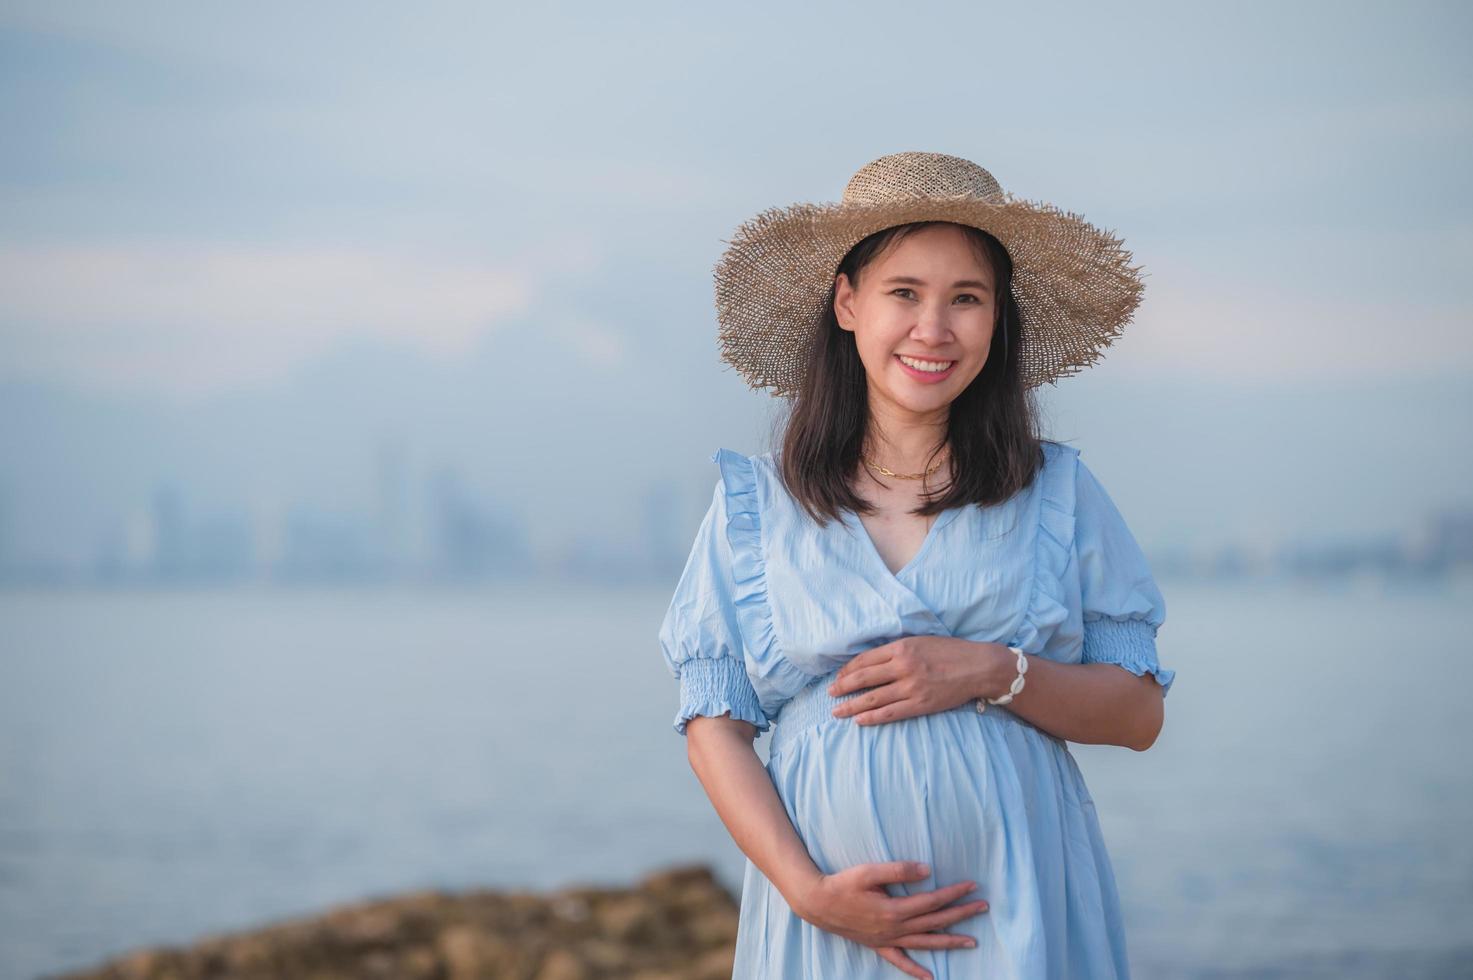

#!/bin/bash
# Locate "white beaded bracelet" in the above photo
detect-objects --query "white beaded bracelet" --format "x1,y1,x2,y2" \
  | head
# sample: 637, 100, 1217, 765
977, 645, 1028, 713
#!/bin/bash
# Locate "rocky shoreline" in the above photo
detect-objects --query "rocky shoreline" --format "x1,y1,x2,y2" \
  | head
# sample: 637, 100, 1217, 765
50, 864, 740, 980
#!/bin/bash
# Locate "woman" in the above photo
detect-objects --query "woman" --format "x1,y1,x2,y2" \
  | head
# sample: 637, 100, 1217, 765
659, 151, 1175, 979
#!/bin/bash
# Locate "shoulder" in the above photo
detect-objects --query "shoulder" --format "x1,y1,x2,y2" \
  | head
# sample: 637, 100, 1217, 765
1032, 438, 1082, 502
709, 447, 763, 485
708, 448, 807, 532
708, 446, 774, 466
709, 447, 780, 487
708, 448, 766, 526
1039, 438, 1081, 465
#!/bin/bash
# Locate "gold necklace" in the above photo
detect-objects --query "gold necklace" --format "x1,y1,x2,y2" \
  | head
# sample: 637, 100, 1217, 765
860, 448, 949, 481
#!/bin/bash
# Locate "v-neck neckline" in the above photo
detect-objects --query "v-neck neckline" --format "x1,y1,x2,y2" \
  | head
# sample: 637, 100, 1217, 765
843, 505, 963, 582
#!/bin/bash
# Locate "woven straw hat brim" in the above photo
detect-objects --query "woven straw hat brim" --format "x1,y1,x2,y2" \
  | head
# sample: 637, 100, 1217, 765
713, 191, 1145, 397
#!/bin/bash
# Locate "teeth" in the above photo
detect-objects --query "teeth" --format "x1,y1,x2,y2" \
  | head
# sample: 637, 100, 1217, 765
898, 355, 953, 372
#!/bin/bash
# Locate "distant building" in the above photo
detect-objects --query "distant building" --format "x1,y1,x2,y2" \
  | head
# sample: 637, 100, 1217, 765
429, 466, 530, 580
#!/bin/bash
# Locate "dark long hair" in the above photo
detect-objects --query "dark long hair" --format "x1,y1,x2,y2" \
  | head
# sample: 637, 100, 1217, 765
771, 220, 1048, 526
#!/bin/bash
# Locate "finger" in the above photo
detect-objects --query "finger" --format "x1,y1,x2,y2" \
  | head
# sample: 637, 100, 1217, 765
875, 946, 931, 980
892, 931, 978, 952
901, 899, 992, 934
856, 861, 931, 888
833, 646, 894, 686
853, 698, 924, 726
829, 659, 902, 696
889, 879, 980, 916
832, 683, 907, 719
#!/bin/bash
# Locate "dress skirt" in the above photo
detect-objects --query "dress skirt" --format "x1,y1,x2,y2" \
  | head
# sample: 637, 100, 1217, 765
731, 666, 1133, 980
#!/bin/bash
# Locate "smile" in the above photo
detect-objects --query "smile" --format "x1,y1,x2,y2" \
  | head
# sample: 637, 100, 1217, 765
895, 354, 957, 382
897, 354, 953, 372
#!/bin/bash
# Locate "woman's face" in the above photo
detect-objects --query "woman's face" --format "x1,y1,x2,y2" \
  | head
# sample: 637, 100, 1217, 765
833, 223, 998, 420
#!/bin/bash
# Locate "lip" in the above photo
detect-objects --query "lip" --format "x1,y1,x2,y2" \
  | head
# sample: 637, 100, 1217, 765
894, 354, 957, 383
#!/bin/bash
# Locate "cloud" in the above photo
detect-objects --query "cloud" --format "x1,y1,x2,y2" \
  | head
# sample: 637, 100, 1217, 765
1105, 251, 1473, 382
0, 241, 538, 396
544, 315, 629, 368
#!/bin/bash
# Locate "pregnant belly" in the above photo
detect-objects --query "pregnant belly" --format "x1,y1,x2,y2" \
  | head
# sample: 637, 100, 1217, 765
764, 680, 1085, 900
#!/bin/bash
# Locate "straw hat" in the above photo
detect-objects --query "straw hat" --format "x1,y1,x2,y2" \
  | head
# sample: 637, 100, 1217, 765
712, 151, 1146, 397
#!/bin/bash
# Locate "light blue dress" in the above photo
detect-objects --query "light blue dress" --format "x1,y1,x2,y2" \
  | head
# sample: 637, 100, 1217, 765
658, 440, 1174, 979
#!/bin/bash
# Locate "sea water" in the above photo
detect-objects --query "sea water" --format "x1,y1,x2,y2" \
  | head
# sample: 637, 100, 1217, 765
0, 579, 1469, 979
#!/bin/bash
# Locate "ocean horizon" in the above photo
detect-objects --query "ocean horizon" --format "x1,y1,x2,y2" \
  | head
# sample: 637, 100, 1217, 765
2, 579, 1470, 979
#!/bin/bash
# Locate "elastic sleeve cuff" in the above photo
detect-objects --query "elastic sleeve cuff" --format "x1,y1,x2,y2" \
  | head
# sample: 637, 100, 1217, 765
1082, 616, 1176, 698
673, 656, 771, 736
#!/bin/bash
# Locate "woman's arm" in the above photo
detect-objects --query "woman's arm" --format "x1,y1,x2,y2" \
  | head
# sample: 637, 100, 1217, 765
683, 715, 821, 902
826, 637, 1164, 751
976, 643, 1164, 750
684, 713, 991, 979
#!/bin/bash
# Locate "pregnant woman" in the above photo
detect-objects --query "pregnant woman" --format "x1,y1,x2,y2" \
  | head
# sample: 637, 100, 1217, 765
659, 151, 1175, 979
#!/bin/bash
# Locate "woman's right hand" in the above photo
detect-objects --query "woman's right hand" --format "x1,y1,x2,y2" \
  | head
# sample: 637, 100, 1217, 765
787, 860, 989, 980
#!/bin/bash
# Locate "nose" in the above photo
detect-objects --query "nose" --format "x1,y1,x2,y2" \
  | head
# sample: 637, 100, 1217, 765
912, 301, 955, 342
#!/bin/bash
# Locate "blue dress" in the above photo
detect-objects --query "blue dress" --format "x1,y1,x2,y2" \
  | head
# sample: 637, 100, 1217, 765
658, 440, 1174, 979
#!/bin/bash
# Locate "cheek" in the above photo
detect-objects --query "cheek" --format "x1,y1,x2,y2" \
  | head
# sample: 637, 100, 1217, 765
856, 339, 892, 375
969, 311, 998, 347
854, 322, 906, 362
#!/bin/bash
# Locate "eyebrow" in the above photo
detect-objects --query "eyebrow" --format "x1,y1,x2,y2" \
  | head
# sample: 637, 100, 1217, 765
882, 275, 993, 292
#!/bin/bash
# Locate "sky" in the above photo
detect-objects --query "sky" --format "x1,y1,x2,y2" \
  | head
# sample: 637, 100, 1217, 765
0, 0, 1469, 568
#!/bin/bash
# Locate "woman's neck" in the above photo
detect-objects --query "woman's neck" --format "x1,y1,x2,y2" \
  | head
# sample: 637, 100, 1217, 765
863, 406, 949, 473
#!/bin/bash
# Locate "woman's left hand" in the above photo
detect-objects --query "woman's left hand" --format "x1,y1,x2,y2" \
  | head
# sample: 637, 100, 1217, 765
828, 636, 1007, 725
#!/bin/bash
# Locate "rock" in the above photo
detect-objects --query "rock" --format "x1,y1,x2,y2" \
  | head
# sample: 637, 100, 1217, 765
578, 936, 635, 972
639, 864, 720, 895
221, 936, 274, 972
114, 950, 165, 978
693, 946, 737, 980
53, 863, 741, 980
400, 946, 441, 980
687, 907, 740, 948
533, 948, 589, 980
438, 924, 528, 980
550, 894, 591, 923
594, 894, 659, 943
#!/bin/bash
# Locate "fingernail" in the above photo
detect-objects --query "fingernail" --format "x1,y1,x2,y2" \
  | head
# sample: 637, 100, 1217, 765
965, 939, 977, 948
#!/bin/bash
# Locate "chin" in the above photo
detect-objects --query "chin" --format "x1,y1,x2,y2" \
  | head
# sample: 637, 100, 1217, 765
892, 389, 958, 413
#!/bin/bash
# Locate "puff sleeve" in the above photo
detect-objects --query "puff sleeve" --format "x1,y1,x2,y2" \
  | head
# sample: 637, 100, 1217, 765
658, 479, 771, 737
1072, 457, 1175, 697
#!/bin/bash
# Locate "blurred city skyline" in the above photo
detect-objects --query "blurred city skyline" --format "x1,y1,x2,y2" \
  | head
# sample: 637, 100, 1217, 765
2, 400, 1469, 587
1, 0, 1469, 585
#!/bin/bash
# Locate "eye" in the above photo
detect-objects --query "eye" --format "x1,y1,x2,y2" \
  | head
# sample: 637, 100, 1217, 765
890, 287, 916, 300
955, 294, 981, 304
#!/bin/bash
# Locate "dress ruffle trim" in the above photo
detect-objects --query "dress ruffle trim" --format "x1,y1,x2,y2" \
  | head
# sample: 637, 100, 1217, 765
711, 449, 812, 701
1012, 441, 1079, 654
674, 655, 771, 736
1082, 615, 1176, 697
